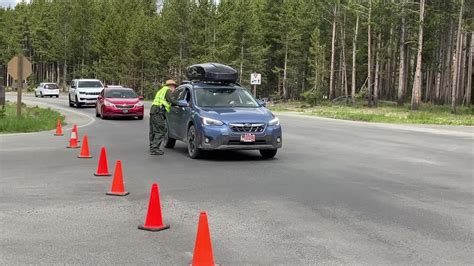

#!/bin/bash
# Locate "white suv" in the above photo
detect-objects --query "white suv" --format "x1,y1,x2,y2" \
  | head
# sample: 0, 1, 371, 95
69, 79, 104, 108
35, 83, 60, 98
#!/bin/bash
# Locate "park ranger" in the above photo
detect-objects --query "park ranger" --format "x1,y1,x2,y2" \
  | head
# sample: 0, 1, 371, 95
149, 79, 177, 155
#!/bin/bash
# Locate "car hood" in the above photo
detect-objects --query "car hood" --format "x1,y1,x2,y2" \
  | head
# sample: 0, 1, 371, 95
106, 98, 139, 105
199, 107, 273, 123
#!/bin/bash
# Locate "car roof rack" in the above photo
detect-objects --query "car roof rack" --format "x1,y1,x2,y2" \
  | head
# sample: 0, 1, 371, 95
190, 80, 242, 87
186, 63, 238, 83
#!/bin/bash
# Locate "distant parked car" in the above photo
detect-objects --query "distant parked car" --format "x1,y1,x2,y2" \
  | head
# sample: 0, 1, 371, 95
35, 83, 59, 98
68, 79, 104, 108
96, 87, 144, 120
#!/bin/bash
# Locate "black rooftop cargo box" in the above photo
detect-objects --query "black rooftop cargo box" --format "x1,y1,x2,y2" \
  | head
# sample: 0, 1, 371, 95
186, 63, 238, 83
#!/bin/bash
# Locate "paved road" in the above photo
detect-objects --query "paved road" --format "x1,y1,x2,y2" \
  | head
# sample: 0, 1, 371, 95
1, 95, 473, 264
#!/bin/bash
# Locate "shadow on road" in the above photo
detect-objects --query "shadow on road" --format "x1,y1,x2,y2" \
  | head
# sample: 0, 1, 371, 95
172, 146, 278, 162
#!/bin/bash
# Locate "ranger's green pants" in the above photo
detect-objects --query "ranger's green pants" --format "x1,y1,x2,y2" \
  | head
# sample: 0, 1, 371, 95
149, 105, 166, 153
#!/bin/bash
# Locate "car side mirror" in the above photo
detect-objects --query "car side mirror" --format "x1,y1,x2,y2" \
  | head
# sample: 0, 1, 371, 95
177, 99, 189, 108
257, 100, 266, 107
138, 95, 144, 100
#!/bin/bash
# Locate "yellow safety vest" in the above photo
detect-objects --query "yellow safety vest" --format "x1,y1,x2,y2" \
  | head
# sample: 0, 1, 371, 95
152, 86, 171, 112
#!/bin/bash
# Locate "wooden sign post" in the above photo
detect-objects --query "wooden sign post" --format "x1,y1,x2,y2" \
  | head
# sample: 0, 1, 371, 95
7, 55, 32, 117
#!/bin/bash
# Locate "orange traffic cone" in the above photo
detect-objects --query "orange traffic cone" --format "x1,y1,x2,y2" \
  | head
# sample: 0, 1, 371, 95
138, 183, 169, 231
192, 211, 216, 266
106, 160, 129, 196
67, 129, 80, 149
73, 124, 80, 142
94, 147, 111, 176
77, 135, 92, 158
54, 118, 64, 136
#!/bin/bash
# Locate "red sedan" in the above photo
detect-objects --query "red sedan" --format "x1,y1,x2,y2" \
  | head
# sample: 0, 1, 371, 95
96, 87, 144, 120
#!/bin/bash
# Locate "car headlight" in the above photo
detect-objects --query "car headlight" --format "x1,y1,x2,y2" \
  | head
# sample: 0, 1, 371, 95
202, 117, 224, 126
104, 100, 115, 107
268, 117, 280, 126
135, 101, 144, 107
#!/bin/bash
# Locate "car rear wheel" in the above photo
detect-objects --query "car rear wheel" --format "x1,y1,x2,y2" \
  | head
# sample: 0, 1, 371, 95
187, 125, 203, 159
164, 129, 176, 149
137, 116, 144, 120
260, 149, 277, 159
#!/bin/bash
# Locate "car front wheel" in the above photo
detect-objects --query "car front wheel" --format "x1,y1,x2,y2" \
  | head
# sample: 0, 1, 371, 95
187, 125, 203, 159
260, 149, 277, 159
75, 95, 81, 108
40, 92, 44, 98
100, 107, 107, 119
68, 94, 73, 107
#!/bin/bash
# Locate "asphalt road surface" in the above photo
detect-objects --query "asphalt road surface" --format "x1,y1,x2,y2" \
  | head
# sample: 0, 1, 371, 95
1, 94, 473, 264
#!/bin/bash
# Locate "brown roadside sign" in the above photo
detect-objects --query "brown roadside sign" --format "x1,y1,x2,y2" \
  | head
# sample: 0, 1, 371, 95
7, 55, 32, 80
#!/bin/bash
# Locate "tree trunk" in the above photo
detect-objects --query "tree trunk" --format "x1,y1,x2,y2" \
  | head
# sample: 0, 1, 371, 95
397, 0, 406, 106
179, 39, 183, 83
443, 21, 454, 104
410, 0, 425, 110
451, 0, 464, 113
434, 38, 443, 104
367, 0, 373, 107
341, 10, 348, 104
458, 32, 467, 105
239, 35, 244, 84
463, 32, 472, 106
425, 69, 431, 102
56, 62, 60, 84
385, 26, 393, 100
329, 4, 337, 100
374, 32, 381, 107
351, 13, 359, 105
282, 33, 289, 100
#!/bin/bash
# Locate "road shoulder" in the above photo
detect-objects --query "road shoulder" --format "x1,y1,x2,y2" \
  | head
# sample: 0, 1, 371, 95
2, 95, 95, 136
275, 111, 474, 137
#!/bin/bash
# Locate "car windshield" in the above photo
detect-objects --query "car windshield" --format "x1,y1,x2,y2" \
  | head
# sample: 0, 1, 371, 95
45, 84, 58, 89
78, 81, 102, 88
195, 88, 259, 108
106, 89, 137, 99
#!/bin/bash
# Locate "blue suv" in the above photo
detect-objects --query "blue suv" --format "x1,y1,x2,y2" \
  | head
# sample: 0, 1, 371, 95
163, 63, 282, 159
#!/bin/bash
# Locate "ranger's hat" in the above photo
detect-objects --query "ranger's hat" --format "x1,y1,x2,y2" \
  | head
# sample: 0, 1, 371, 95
165, 79, 177, 86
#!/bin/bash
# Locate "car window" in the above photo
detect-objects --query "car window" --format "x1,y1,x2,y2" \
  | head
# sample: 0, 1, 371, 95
105, 89, 137, 98
45, 84, 58, 89
195, 88, 259, 108
78, 81, 102, 88
176, 87, 187, 101
177, 88, 191, 102
185, 89, 191, 102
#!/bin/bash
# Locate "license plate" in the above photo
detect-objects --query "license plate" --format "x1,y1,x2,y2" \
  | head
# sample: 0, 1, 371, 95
240, 134, 255, 143
123, 109, 129, 113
